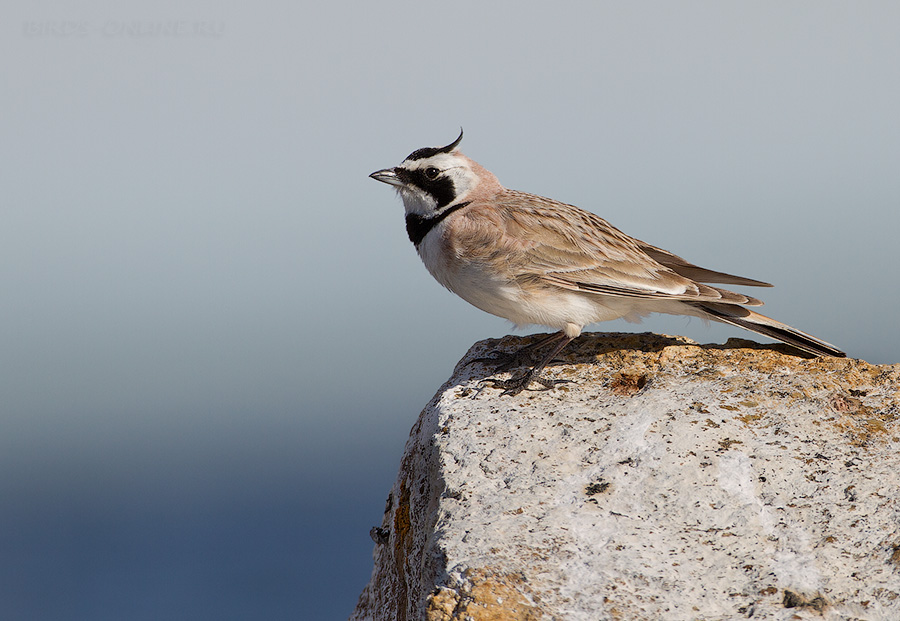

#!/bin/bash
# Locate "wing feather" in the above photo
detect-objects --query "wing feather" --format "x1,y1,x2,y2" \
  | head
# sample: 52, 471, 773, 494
639, 243, 772, 287
497, 190, 764, 306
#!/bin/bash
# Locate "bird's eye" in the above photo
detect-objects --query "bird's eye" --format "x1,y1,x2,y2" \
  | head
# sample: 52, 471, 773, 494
424, 167, 440, 180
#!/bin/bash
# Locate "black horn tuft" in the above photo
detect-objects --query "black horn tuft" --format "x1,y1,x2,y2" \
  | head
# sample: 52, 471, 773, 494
406, 128, 464, 161
437, 128, 464, 154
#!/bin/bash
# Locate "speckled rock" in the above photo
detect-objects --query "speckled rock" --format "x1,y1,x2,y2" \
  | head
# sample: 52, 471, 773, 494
350, 332, 900, 621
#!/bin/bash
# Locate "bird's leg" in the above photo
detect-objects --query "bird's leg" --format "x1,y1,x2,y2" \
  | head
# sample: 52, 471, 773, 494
469, 331, 566, 373
481, 334, 576, 396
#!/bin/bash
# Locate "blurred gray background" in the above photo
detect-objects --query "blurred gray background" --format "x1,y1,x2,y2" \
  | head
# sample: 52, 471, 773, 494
2, 1, 898, 619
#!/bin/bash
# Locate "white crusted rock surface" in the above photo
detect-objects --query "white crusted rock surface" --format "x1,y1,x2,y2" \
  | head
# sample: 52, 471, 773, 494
350, 332, 900, 621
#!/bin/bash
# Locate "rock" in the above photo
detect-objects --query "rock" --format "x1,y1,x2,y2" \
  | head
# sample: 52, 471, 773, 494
349, 332, 900, 621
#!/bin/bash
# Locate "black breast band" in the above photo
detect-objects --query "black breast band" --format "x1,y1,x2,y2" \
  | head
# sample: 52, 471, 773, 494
405, 201, 471, 246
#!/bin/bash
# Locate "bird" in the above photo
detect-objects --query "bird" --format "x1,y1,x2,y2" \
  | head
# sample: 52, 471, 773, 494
370, 130, 845, 395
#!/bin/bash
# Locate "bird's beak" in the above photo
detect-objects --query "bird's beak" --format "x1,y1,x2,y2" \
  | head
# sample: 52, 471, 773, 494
369, 167, 405, 187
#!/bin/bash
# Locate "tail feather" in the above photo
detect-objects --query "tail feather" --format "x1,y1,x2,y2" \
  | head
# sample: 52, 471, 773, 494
694, 302, 846, 358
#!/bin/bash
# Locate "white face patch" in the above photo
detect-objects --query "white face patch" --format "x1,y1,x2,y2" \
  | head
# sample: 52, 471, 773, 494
397, 184, 437, 214
403, 151, 462, 171
395, 151, 480, 216
442, 163, 478, 200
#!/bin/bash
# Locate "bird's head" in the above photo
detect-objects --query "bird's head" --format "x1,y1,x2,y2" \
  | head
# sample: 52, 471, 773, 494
369, 129, 486, 217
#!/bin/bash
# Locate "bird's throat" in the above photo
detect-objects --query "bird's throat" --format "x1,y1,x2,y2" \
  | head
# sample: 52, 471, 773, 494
405, 201, 471, 246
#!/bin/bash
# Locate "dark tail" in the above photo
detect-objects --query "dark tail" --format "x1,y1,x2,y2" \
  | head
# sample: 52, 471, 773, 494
694, 302, 846, 358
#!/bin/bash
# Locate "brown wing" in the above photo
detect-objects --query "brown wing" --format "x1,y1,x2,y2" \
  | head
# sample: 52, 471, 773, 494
496, 190, 763, 306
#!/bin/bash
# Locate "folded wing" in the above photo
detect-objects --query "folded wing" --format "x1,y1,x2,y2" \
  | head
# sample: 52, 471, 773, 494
499, 191, 766, 306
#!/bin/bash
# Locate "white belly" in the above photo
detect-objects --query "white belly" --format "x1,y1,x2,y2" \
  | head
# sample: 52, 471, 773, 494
417, 232, 639, 331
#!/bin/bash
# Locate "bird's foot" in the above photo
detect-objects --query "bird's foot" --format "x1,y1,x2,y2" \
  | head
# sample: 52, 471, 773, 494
479, 370, 572, 397
467, 333, 565, 373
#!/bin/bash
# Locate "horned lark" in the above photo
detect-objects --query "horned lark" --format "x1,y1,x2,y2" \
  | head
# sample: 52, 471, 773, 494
370, 130, 845, 395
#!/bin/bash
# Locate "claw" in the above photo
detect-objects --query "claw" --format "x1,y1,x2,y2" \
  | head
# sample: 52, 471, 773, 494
480, 372, 572, 397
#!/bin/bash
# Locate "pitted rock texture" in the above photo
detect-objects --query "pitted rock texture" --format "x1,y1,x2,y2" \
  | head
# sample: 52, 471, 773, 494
350, 332, 900, 621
